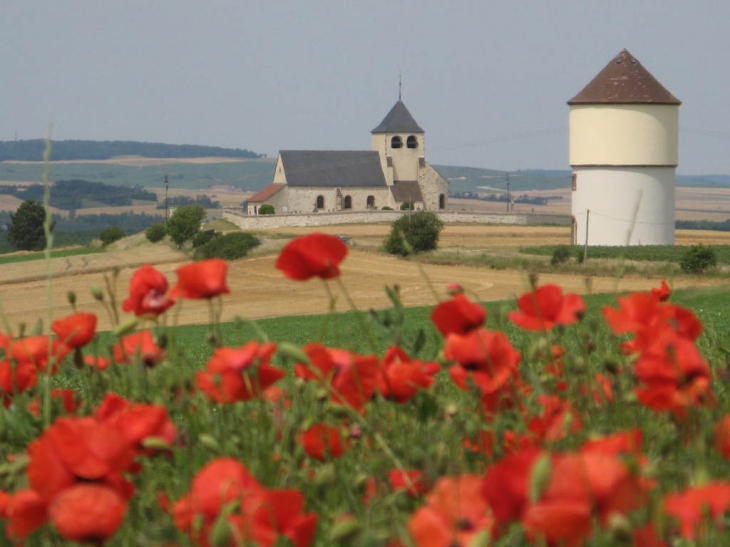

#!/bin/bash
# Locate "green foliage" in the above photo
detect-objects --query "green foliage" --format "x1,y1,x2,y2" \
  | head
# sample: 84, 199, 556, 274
157, 194, 221, 210
381, 206, 394, 210
145, 223, 167, 243
383, 211, 444, 257
258, 204, 275, 215
192, 229, 219, 248
166, 205, 206, 246
8, 200, 52, 251
550, 244, 572, 266
680, 243, 718, 273
99, 226, 125, 246
522, 244, 730, 265
399, 201, 413, 211
193, 232, 260, 261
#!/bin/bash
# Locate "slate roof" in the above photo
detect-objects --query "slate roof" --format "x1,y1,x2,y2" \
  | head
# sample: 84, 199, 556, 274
280, 151, 388, 188
568, 49, 680, 105
371, 100, 424, 134
390, 181, 423, 202
248, 183, 285, 203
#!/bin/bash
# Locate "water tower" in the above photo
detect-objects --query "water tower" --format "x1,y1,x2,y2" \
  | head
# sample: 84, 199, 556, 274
568, 49, 680, 246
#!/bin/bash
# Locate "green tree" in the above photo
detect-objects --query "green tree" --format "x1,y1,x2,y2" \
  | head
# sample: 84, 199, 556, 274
99, 226, 126, 246
8, 200, 52, 251
166, 204, 206, 247
145, 223, 167, 243
383, 211, 443, 257
258, 204, 275, 215
680, 243, 718, 273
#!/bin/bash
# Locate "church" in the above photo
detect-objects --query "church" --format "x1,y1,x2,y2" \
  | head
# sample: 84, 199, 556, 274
246, 98, 449, 215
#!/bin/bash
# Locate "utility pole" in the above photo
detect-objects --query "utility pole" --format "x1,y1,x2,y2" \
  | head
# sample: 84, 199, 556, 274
164, 174, 169, 226
506, 173, 511, 213
583, 209, 590, 262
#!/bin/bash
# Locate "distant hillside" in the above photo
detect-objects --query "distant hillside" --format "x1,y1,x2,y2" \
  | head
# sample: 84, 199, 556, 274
0, 140, 263, 162
435, 166, 571, 193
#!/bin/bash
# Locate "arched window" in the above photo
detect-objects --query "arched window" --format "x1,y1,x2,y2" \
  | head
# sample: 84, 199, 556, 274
391, 136, 402, 149
367, 195, 375, 209
439, 194, 445, 210
344, 196, 352, 209
316, 195, 325, 210
407, 135, 418, 149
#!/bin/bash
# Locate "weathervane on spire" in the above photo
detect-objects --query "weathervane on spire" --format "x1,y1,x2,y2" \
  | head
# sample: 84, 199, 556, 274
399, 73, 402, 101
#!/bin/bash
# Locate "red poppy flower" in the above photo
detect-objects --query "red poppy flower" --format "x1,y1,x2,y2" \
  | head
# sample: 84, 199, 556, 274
7, 335, 70, 373
378, 346, 440, 403
430, 294, 486, 337
295, 344, 379, 411
26, 417, 135, 503
633, 330, 713, 418
247, 489, 318, 547
300, 423, 348, 461
651, 280, 671, 302
444, 328, 521, 395
83, 355, 111, 371
51, 312, 97, 349
408, 475, 492, 547
0, 359, 37, 407
113, 330, 165, 367
48, 484, 127, 544
522, 451, 647, 546
482, 448, 545, 528
171, 458, 265, 543
95, 393, 177, 454
4, 489, 48, 540
389, 470, 428, 498
715, 416, 730, 459
196, 342, 284, 403
508, 284, 585, 331
169, 258, 230, 299
664, 482, 730, 539
122, 264, 175, 316
275, 233, 348, 281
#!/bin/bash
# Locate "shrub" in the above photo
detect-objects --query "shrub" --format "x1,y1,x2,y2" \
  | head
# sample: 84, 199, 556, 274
399, 202, 413, 211
551, 245, 572, 266
258, 204, 275, 215
680, 243, 718, 273
192, 229, 219, 248
167, 204, 206, 247
381, 206, 393, 211
99, 226, 125, 246
194, 232, 261, 261
384, 211, 444, 257
145, 223, 167, 243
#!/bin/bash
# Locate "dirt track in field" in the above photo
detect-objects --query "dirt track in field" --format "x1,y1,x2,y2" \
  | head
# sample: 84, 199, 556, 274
0, 225, 728, 333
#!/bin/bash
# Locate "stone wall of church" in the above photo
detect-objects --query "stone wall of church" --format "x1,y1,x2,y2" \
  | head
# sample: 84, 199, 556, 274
419, 163, 449, 210
284, 186, 393, 213
224, 209, 570, 230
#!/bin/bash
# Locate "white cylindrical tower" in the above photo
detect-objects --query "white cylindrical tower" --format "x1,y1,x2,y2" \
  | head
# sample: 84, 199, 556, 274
568, 49, 680, 246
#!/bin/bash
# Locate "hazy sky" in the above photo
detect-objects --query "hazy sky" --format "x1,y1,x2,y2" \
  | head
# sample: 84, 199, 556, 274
4, 1, 730, 174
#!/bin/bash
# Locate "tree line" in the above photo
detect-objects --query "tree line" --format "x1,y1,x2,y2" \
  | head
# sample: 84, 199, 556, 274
0, 179, 158, 210
0, 140, 263, 162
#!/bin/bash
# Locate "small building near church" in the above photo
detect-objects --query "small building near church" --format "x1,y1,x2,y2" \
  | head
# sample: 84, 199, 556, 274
247, 99, 448, 215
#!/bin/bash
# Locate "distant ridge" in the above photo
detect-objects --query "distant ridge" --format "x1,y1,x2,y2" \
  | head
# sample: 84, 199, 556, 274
0, 140, 263, 162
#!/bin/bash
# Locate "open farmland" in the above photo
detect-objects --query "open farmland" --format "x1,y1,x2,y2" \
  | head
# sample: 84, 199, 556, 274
0, 225, 728, 333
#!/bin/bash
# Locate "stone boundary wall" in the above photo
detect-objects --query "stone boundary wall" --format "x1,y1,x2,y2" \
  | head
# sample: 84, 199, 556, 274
222, 209, 570, 230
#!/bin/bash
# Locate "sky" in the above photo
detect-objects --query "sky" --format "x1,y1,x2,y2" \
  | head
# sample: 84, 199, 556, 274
4, 1, 730, 175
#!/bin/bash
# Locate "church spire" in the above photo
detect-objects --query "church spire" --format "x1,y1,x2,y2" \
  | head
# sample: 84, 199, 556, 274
399, 74, 402, 101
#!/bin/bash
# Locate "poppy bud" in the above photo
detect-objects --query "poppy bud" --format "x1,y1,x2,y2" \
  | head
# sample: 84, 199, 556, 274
279, 342, 311, 364
468, 530, 491, 547
314, 463, 337, 488
528, 453, 552, 503
66, 291, 76, 306
198, 434, 221, 452
91, 285, 104, 301
113, 318, 138, 338
329, 514, 361, 544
